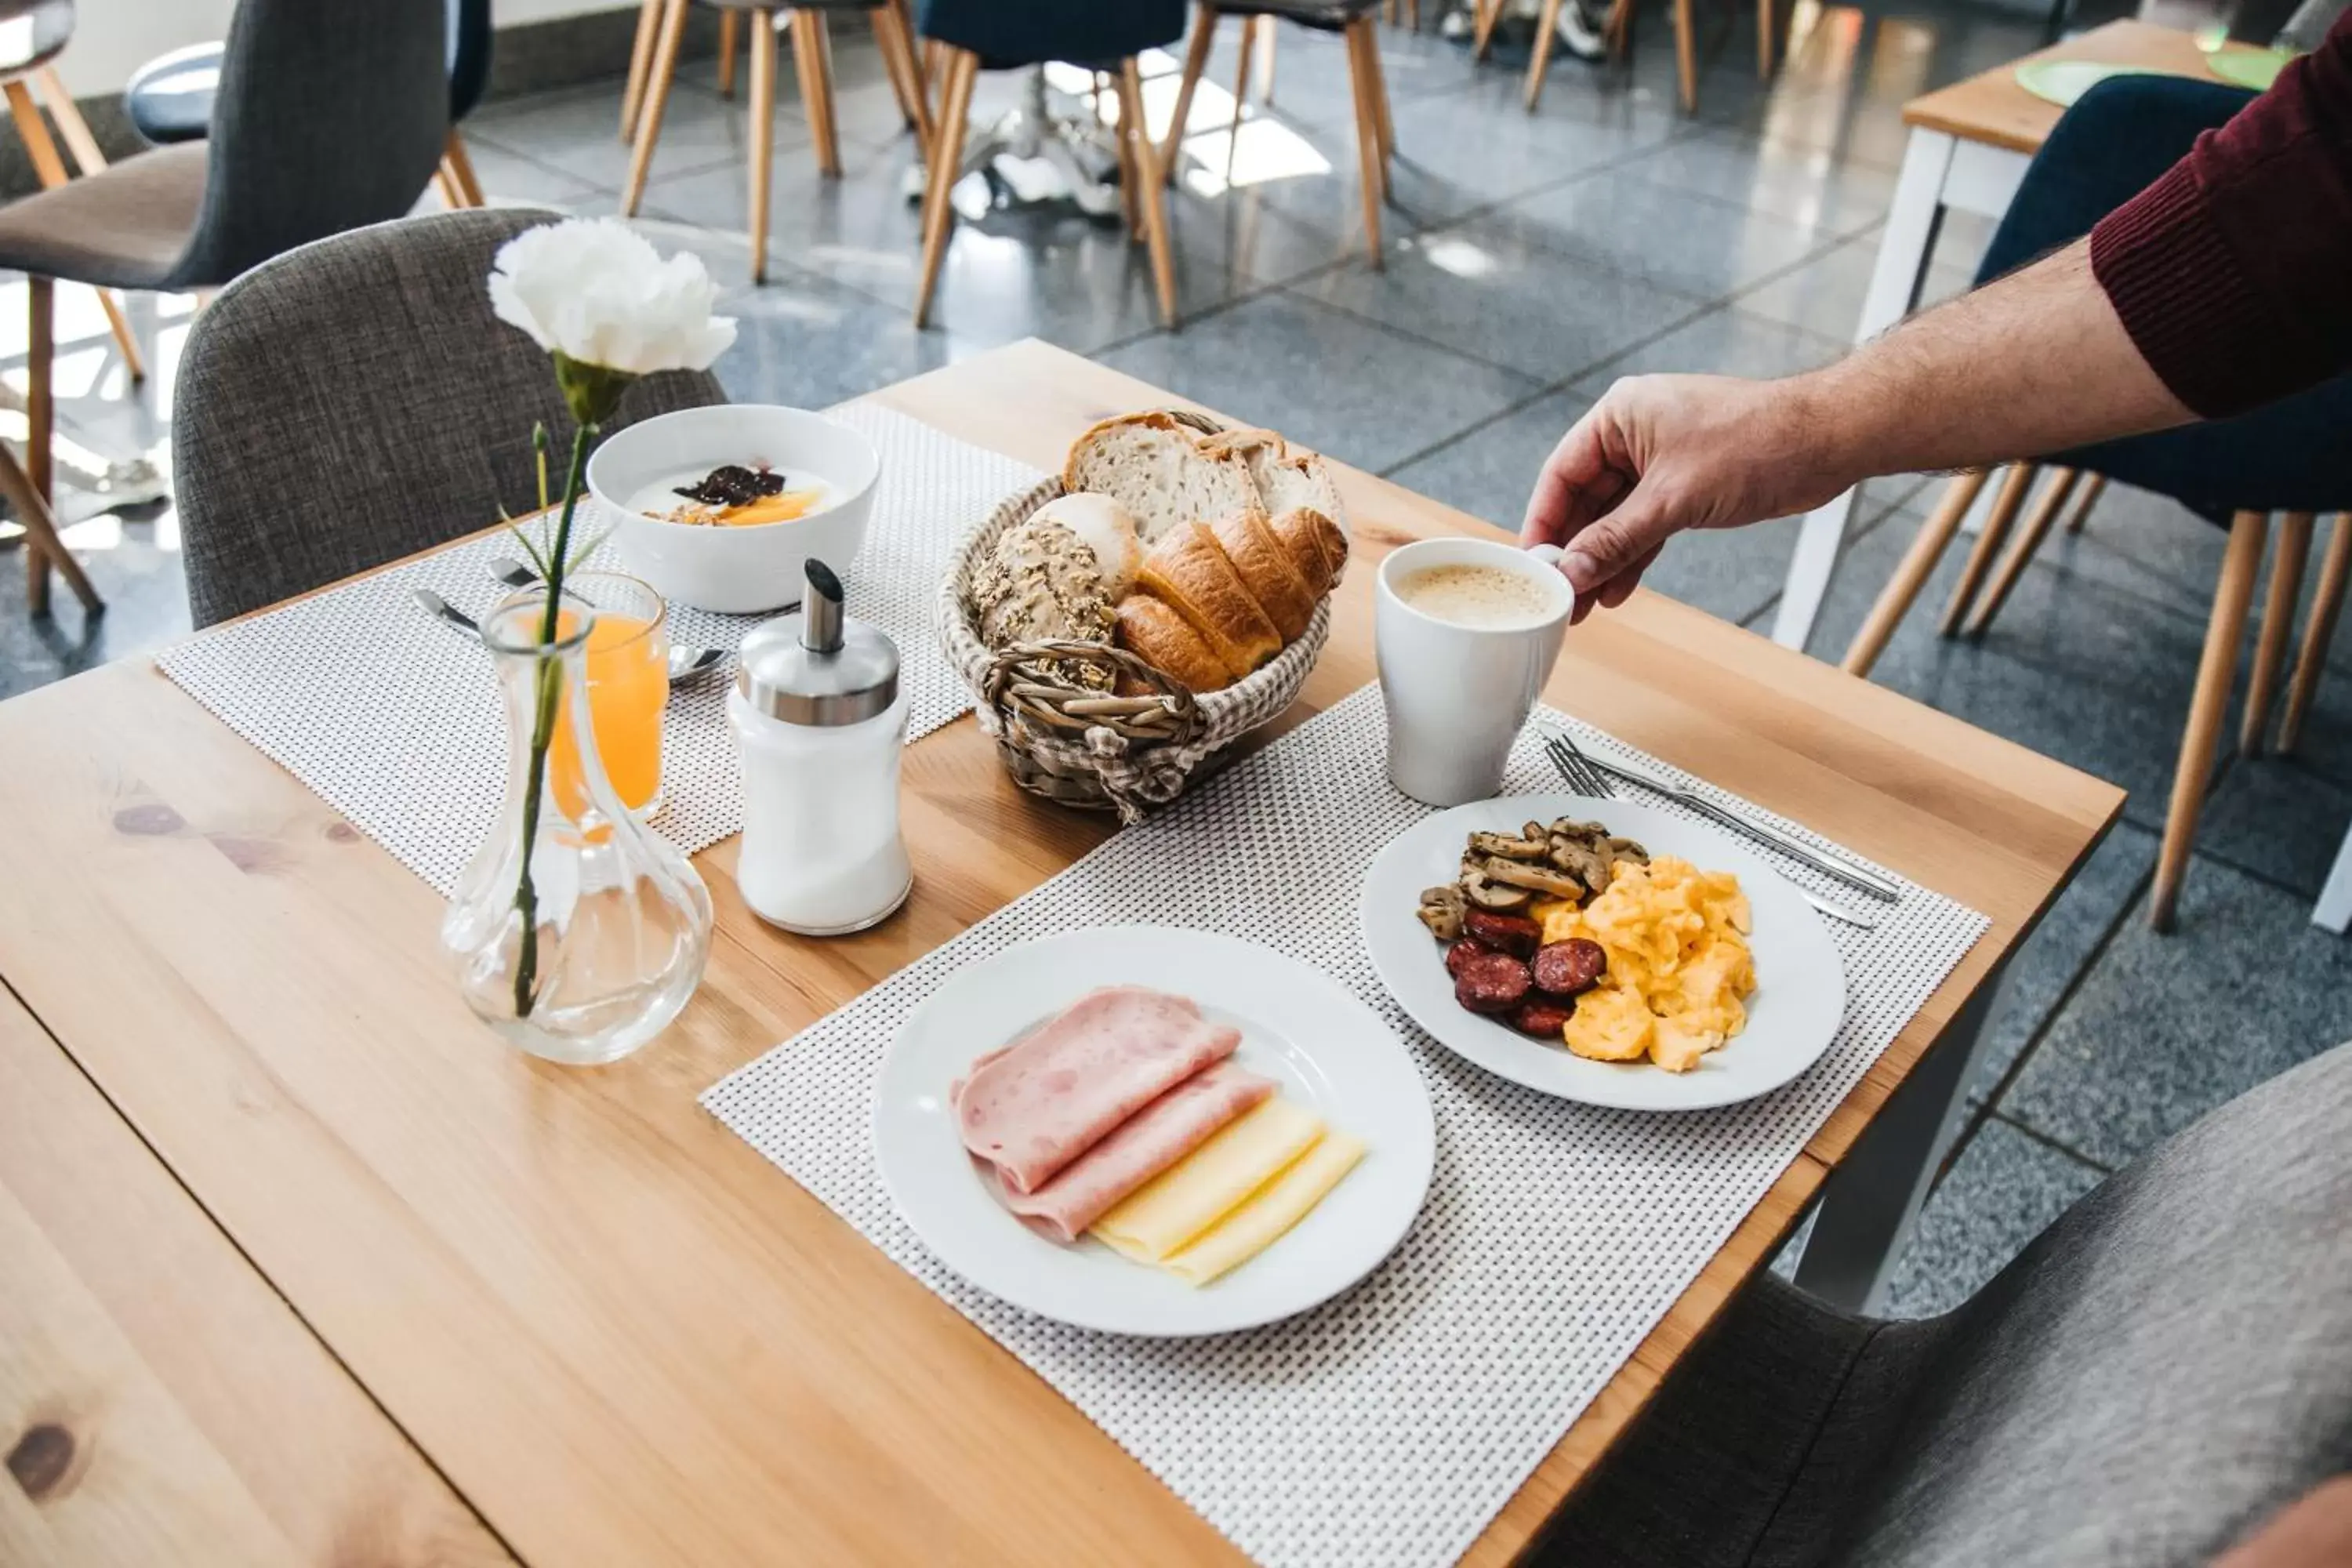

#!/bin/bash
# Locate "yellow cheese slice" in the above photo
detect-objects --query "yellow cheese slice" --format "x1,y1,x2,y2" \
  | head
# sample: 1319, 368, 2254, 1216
1091, 1097, 1324, 1262
1157, 1131, 1367, 1287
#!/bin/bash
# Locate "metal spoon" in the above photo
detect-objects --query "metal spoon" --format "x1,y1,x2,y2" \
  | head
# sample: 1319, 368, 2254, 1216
412, 586, 726, 684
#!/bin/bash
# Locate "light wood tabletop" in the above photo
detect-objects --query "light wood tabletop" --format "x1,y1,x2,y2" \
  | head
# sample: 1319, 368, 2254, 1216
1905, 17, 2267, 154
0, 339, 2122, 1565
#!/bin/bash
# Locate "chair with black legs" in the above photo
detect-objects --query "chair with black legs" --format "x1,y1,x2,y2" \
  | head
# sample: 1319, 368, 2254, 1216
0, 0, 449, 622
1839, 74, 2352, 932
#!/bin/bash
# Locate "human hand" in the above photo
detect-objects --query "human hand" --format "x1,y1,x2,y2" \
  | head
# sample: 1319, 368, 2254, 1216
1519, 373, 1856, 621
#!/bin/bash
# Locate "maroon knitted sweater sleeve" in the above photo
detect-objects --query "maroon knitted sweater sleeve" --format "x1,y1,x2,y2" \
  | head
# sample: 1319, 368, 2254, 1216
2089, 12, 2352, 419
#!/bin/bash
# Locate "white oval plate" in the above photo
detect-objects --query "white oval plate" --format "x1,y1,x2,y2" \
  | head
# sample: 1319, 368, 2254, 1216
874, 926, 1435, 1337
1361, 795, 1846, 1111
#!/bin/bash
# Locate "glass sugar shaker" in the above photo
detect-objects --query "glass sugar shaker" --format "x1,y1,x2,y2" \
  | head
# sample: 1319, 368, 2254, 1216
728, 559, 913, 935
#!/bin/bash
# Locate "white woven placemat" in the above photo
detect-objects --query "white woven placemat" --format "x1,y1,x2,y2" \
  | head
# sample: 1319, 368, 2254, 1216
155, 403, 1049, 896
703, 684, 1991, 1568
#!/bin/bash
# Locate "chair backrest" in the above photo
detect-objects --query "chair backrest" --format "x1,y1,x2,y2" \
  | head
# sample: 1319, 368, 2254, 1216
1978, 74, 2352, 519
449, 0, 493, 122
172, 0, 451, 286
1820, 1039, 2352, 1565
916, 0, 1185, 67
172, 207, 727, 627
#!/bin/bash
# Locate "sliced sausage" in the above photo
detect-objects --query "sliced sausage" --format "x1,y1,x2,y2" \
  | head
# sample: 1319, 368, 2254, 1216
1509, 996, 1577, 1038
1443, 935, 1495, 980
1462, 908, 1541, 957
1453, 953, 1533, 1014
1530, 938, 1608, 997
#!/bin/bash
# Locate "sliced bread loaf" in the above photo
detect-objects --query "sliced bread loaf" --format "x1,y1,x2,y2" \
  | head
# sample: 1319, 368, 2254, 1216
1064, 412, 1262, 546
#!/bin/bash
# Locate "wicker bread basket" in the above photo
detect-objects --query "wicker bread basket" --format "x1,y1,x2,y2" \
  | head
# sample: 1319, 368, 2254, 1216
938, 415, 1334, 822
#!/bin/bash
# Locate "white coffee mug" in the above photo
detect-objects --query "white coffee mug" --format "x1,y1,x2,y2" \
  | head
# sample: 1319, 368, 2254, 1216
1375, 537, 1575, 806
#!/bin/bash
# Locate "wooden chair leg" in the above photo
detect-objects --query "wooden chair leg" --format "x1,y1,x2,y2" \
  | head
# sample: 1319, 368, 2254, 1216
622, 0, 691, 213
441, 130, 487, 206
434, 165, 463, 207
1343, 17, 1385, 267
1113, 74, 1143, 239
913, 49, 978, 328
1255, 16, 1277, 104
1225, 14, 1256, 180
797, 11, 843, 178
1606, 0, 1634, 58
1406, 0, 1421, 28
1366, 19, 1395, 183
1161, 2, 1218, 184
1841, 470, 1989, 677
2063, 470, 2106, 534
1937, 463, 2037, 636
1673, 0, 1698, 112
872, 0, 931, 144
1118, 59, 1180, 328
1963, 466, 2078, 639
25, 275, 53, 615
2151, 510, 2268, 931
1472, 0, 1504, 61
0, 436, 97, 617
1757, 0, 1775, 79
9, 78, 146, 384
718, 8, 741, 97
1526, 0, 1564, 110
924, 37, 945, 99
2240, 510, 2315, 757
2278, 513, 2351, 756
621, 0, 663, 140
746, 7, 778, 282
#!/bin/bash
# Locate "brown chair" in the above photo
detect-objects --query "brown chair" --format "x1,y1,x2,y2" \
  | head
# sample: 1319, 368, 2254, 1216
620, 0, 931, 284
1481, 0, 1777, 114
0, 0, 447, 619
1160, 1, 1394, 267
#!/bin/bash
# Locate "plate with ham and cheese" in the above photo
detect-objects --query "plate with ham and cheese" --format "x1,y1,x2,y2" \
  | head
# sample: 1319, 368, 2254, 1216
873, 926, 1435, 1336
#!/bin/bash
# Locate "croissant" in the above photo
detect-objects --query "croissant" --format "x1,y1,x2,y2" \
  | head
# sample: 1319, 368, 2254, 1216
1113, 596, 1229, 695
1132, 519, 1283, 681
1210, 509, 1316, 643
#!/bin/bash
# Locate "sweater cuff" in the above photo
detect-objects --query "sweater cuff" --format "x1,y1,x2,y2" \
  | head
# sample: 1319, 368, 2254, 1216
2089, 161, 2278, 419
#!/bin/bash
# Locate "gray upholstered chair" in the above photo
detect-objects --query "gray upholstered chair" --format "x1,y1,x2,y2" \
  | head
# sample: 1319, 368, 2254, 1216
0, 0, 448, 617
172, 207, 726, 627
1535, 1037, 2352, 1566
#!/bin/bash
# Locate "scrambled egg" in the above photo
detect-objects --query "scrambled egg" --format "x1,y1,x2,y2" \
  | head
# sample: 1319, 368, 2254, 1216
1540, 857, 1756, 1073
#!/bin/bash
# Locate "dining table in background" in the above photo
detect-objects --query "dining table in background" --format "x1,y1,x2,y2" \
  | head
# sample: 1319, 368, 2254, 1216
1769, 17, 2273, 655
0, 340, 2120, 1565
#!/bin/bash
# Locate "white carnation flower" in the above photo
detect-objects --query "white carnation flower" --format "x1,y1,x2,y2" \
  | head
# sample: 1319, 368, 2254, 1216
488, 217, 736, 379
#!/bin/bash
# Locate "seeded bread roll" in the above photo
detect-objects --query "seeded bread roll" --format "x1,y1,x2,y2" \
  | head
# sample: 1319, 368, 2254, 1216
1114, 596, 1231, 693
1210, 509, 1316, 642
967, 517, 1116, 691
1032, 492, 1143, 599
1063, 412, 1262, 546
1134, 519, 1283, 681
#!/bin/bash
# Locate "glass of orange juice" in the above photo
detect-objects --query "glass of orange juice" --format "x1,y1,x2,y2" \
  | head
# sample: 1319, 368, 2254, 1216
547, 572, 669, 821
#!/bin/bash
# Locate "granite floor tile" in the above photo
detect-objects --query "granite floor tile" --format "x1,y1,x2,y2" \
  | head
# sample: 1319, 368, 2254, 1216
1877, 1116, 2107, 1319
1624, 125, 1900, 238
1287, 216, 1707, 381
1965, 820, 2160, 1105
454, 133, 604, 207
470, 77, 805, 194
1181, 14, 1483, 138
2001, 854, 2352, 1170
2200, 758, 2352, 900
0, 510, 189, 701
1091, 291, 1540, 471
1730, 227, 1976, 342
1578, 303, 1847, 383
1485, 170, 1842, 299
707, 268, 984, 412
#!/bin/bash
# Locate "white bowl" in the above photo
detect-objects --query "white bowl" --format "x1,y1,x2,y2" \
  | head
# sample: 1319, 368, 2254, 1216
586, 405, 880, 615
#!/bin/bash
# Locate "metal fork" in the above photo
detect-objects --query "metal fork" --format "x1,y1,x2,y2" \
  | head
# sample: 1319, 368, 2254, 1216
1541, 731, 1879, 929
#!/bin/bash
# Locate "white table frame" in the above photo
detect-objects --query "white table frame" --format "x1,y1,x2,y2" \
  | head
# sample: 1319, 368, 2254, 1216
1769, 125, 2034, 655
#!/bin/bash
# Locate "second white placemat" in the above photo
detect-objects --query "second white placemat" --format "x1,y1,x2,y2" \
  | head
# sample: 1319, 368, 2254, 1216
155, 402, 1050, 895
703, 684, 1990, 1568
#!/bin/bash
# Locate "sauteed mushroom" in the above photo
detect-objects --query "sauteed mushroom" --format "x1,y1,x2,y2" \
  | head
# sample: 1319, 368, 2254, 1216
1417, 884, 1468, 941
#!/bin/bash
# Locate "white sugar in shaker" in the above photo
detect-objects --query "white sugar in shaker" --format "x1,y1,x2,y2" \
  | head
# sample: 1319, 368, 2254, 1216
728, 560, 912, 935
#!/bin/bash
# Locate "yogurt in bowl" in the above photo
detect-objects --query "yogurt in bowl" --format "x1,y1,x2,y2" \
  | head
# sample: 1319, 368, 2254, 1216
587, 405, 880, 615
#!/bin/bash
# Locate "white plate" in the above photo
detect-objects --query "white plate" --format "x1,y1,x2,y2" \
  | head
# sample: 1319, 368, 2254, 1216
1361, 795, 1846, 1111
873, 926, 1436, 1337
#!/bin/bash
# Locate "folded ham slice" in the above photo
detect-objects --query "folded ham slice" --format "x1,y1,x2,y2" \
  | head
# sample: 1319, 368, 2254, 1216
956, 985, 1243, 1195
1004, 1060, 1275, 1243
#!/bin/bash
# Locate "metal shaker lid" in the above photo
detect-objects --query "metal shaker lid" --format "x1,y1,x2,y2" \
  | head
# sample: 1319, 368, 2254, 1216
735, 560, 900, 726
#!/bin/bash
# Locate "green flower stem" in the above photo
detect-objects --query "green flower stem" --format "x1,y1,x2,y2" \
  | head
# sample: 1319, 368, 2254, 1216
511, 420, 597, 1018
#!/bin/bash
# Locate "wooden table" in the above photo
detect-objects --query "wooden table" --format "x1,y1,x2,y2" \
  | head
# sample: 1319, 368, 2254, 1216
1770, 18, 2268, 653
0, 340, 2122, 1565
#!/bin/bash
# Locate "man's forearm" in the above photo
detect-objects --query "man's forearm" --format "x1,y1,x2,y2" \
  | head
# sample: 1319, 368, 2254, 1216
1788, 238, 2197, 491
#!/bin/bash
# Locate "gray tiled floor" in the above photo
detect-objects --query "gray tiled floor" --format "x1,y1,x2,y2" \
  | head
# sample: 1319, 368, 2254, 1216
10, 0, 2350, 1324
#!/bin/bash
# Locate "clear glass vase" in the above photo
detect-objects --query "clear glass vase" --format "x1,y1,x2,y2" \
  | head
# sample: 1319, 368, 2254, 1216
441, 590, 713, 1065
